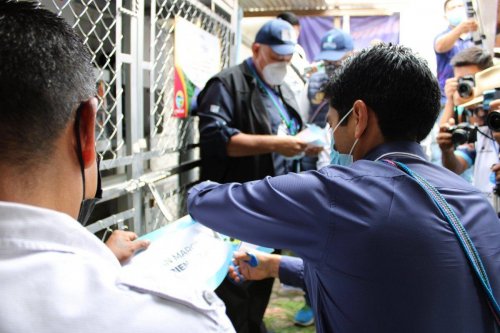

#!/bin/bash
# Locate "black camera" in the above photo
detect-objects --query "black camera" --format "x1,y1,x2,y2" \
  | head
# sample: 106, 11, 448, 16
457, 75, 475, 98
447, 123, 477, 145
483, 89, 500, 132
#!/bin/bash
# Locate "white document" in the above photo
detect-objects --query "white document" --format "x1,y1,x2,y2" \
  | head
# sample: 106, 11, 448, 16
121, 216, 233, 291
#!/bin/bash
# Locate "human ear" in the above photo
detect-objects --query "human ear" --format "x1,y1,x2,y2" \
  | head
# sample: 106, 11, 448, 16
76, 97, 97, 169
353, 100, 368, 139
251, 43, 260, 57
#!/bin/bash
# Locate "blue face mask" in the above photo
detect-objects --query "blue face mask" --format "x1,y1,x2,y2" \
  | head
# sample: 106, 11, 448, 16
329, 107, 359, 166
447, 7, 466, 27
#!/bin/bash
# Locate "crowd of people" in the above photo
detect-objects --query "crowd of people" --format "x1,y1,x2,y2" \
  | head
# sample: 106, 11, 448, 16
1, 1, 500, 333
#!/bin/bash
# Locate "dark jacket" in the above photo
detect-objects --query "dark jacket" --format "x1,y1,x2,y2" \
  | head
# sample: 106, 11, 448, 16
197, 61, 302, 183
307, 71, 330, 127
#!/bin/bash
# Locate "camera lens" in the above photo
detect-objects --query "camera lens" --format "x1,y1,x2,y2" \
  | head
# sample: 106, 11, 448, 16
487, 111, 500, 132
458, 81, 474, 98
451, 129, 468, 145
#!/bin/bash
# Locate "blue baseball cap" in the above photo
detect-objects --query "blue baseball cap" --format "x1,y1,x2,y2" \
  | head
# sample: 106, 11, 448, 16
255, 19, 297, 56
314, 29, 354, 62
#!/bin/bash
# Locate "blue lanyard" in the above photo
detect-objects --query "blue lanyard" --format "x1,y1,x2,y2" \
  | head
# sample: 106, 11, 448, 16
383, 159, 500, 327
245, 59, 298, 135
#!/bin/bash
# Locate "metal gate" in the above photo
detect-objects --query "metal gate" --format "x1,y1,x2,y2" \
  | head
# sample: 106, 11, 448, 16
37, 0, 237, 238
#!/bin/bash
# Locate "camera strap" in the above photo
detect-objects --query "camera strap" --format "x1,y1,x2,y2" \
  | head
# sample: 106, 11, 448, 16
382, 159, 500, 327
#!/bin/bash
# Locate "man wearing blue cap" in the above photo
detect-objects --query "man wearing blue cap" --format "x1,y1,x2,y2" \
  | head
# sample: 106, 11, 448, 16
308, 29, 354, 131
296, 28, 354, 327
303, 28, 354, 172
195, 18, 319, 333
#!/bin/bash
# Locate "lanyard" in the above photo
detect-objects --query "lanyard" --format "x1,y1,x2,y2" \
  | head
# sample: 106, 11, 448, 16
246, 59, 298, 135
383, 159, 500, 327
374, 151, 426, 162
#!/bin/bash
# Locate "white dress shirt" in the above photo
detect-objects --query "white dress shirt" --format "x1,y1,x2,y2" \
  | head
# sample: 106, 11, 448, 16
0, 201, 234, 333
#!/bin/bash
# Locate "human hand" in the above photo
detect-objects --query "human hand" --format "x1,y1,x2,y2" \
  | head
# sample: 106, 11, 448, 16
492, 163, 500, 185
457, 19, 478, 34
228, 251, 281, 283
105, 230, 150, 264
437, 118, 456, 153
444, 77, 458, 101
274, 136, 308, 157
490, 99, 500, 112
305, 145, 323, 157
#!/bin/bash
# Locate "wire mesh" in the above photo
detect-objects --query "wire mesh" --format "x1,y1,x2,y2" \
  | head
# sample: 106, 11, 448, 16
22, 0, 235, 233
44, 0, 125, 164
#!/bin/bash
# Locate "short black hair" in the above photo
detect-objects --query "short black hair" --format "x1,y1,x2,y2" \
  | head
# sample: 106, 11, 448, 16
450, 46, 494, 70
0, 0, 95, 167
277, 12, 299, 26
324, 43, 441, 142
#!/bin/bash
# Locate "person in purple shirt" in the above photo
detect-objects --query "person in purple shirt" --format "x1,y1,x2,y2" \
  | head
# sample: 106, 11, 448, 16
188, 43, 500, 332
435, 0, 478, 104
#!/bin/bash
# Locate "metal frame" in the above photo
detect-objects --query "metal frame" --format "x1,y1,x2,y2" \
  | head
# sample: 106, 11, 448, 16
37, 0, 237, 236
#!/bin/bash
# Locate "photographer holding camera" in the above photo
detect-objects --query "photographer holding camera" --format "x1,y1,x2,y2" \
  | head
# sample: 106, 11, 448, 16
434, 0, 479, 104
439, 47, 493, 127
438, 64, 500, 205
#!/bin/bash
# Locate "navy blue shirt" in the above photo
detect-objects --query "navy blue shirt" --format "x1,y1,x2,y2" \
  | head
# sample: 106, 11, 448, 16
188, 141, 500, 332
434, 28, 473, 102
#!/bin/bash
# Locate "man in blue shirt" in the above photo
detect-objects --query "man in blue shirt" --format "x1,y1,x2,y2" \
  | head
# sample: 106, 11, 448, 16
434, 0, 477, 104
189, 43, 500, 332
195, 18, 320, 333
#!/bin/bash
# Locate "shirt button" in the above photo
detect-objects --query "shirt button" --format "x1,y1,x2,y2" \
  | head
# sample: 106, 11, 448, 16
203, 290, 217, 305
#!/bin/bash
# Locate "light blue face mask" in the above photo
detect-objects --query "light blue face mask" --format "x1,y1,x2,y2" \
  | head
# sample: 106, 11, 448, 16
330, 107, 359, 166
447, 7, 466, 27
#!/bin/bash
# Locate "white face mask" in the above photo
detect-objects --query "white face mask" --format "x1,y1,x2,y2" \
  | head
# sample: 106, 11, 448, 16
262, 61, 288, 86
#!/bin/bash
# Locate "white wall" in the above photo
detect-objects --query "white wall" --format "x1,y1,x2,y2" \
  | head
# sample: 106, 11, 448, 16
399, 0, 447, 76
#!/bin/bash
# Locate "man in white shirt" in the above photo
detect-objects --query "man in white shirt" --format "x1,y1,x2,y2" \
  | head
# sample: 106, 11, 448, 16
0, 1, 234, 332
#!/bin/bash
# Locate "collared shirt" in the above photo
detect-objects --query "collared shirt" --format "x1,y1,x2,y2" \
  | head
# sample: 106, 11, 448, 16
188, 141, 500, 333
0, 201, 234, 333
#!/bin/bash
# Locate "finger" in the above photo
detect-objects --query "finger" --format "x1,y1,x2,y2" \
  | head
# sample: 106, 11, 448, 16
228, 265, 244, 284
439, 125, 450, 133
127, 232, 138, 241
233, 251, 251, 261
438, 132, 452, 139
238, 262, 252, 279
297, 143, 308, 151
131, 239, 150, 252
490, 100, 500, 109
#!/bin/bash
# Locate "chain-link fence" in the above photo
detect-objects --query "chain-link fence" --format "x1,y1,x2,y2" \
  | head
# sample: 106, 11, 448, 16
36, 0, 236, 238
